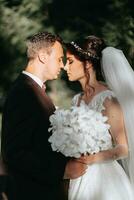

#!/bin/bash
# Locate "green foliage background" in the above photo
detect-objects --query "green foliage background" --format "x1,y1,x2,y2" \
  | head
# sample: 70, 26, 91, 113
0, 0, 134, 109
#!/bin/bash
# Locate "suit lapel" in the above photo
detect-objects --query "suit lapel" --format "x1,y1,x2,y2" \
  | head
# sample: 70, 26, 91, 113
18, 74, 55, 116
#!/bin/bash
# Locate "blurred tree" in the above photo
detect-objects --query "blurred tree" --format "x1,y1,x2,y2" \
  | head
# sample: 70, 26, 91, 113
48, 0, 134, 61
48, 78, 74, 109
102, 0, 134, 64
48, 0, 111, 39
0, 0, 53, 95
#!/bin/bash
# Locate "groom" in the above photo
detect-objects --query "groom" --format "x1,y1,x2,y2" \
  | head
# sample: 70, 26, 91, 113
1, 32, 87, 200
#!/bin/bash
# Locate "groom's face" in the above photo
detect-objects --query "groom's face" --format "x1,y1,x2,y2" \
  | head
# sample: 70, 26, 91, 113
45, 41, 64, 80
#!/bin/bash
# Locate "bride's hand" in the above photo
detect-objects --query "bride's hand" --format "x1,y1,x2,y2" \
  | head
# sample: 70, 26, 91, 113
64, 159, 88, 179
75, 154, 94, 165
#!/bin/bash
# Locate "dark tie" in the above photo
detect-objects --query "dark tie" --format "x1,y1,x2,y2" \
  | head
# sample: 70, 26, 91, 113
42, 84, 46, 92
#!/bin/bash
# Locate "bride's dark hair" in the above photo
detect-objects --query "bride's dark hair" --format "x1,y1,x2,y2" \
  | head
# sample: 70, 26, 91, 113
65, 35, 106, 96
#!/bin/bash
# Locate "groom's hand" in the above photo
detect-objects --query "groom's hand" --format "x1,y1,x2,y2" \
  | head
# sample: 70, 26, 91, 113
64, 159, 88, 179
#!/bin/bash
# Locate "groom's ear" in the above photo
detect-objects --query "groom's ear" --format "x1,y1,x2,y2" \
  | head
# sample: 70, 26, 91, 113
38, 50, 48, 64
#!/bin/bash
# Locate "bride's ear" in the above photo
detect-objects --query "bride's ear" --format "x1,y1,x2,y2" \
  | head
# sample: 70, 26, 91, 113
85, 61, 93, 70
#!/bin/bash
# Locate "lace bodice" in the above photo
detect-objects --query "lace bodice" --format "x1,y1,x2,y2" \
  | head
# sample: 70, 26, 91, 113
72, 90, 128, 164
72, 90, 116, 113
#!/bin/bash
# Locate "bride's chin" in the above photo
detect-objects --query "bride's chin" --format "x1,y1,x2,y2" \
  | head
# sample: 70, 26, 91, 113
67, 75, 76, 81
68, 77, 74, 81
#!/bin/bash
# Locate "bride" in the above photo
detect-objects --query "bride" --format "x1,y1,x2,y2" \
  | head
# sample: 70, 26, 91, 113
64, 35, 134, 200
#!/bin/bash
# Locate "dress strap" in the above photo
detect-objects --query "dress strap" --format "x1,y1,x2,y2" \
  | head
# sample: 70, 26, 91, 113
71, 93, 81, 106
90, 90, 116, 112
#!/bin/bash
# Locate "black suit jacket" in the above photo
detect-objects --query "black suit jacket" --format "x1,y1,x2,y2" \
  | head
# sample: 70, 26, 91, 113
1, 74, 68, 200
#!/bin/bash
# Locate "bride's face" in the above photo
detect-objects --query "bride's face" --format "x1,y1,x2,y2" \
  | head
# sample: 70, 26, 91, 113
65, 52, 85, 81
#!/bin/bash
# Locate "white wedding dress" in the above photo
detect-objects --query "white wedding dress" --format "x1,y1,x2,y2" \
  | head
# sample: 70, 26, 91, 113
68, 90, 134, 200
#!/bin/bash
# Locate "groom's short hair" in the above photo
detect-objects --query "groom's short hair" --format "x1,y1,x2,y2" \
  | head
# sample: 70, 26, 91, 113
26, 31, 62, 60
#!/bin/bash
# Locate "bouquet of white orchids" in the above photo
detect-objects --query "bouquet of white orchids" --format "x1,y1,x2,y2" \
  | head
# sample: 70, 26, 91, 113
48, 105, 112, 158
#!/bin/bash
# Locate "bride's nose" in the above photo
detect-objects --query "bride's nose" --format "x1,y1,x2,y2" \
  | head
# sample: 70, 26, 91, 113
64, 64, 68, 71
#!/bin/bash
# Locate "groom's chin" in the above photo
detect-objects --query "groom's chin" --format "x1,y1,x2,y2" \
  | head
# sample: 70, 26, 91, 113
51, 76, 59, 81
54, 75, 58, 79
48, 75, 58, 80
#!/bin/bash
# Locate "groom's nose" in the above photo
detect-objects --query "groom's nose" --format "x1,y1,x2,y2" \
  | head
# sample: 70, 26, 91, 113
60, 61, 64, 69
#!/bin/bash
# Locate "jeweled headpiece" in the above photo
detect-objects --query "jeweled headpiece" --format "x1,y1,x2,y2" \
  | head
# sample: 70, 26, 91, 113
71, 41, 100, 60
